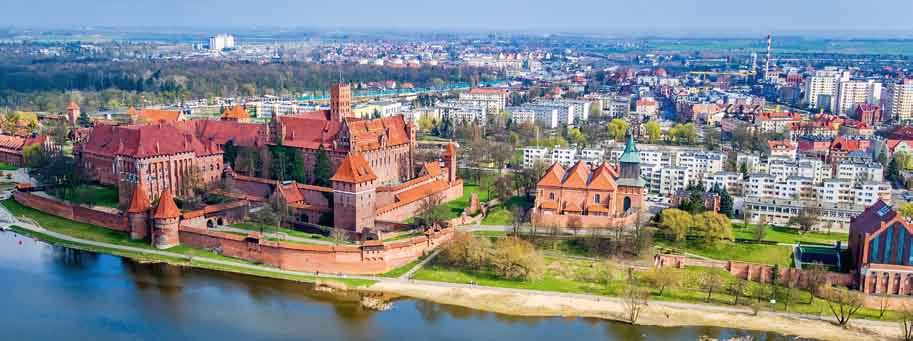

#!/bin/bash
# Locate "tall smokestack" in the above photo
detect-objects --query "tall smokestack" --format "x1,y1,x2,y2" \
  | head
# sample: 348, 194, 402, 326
765, 34, 772, 81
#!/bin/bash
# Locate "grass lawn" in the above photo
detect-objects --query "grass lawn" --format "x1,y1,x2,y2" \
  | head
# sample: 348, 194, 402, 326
231, 222, 349, 244
0, 162, 18, 171
378, 252, 431, 278
49, 184, 120, 208
732, 224, 848, 245
655, 239, 794, 266
481, 196, 532, 225
471, 230, 507, 237
444, 184, 490, 219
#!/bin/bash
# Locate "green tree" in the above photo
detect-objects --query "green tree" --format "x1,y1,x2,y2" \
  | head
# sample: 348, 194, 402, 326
693, 211, 733, 246
607, 119, 629, 141
223, 140, 238, 168
660, 208, 693, 242
900, 203, 913, 219
710, 184, 734, 217
313, 147, 332, 187
568, 128, 588, 146
78, 111, 93, 127
789, 207, 820, 233
644, 120, 661, 143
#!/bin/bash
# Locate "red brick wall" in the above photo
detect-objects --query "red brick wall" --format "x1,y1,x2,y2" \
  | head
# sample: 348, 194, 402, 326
532, 210, 638, 229
375, 181, 463, 222
654, 254, 854, 287
178, 225, 453, 275
14, 192, 128, 231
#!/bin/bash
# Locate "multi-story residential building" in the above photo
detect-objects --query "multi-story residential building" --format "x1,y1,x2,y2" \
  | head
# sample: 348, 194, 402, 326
805, 69, 843, 112
836, 160, 883, 183
459, 88, 508, 113
736, 153, 764, 173
659, 166, 691, 196
743, 196, 862, 232
551, 99, 592, 122
836, 79, 881, 115
768, 140, 797, 159
767, 157, 828, 184
885, 79, 913, 122
506, 105, 559, 128
531, 101, 577, 126
744, 173, 778, 198
606, 95, 631, 118
208, 34, 235, 51
854, 182, 892, 207
754, 111, 802, 133
635, 97, 659, 117
521, 146, 605, 168
702, 171, 744, 196
675, 151, 727, 184
437, 100, 488, 125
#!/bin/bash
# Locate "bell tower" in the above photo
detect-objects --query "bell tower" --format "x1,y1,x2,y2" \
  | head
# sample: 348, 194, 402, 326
330, 83, 353, 122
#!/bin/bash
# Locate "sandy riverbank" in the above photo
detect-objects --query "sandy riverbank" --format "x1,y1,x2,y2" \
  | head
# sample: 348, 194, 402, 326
366, 281, 901, 341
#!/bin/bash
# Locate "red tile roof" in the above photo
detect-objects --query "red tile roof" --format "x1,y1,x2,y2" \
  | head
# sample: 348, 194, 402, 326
767, 140, 796, 151
537, 162, 565, 187
221, 106, 249, 120
129, 107, 182, 123
587, 163, 617, 191
176, 119, 266, 148
0, 134, 44, 152
81, 123, 221, 158
153, 190, 181, 219
126, 184, 151, 213
347, 116, 411, 152
278, 111, 343, 150
330, 153, 377, 183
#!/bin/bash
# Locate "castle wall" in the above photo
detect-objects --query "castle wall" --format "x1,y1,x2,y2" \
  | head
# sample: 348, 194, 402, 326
375, 181, 463, 223
13, 191, 128, 232
653, 254, 854, 286
178, 225, 453, 275
531, 210, 638, 229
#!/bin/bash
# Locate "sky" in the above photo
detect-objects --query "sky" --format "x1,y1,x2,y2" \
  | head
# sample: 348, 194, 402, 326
4, 0, 913, 35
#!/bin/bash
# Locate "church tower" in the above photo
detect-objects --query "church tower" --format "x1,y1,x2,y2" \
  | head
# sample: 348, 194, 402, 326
331, 153, 376, 232
330, 83, 353, 121
616, 131, 645, 214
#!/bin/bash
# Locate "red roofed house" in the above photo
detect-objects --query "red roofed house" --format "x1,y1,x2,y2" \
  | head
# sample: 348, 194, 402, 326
0, 134, 51, 167
127, 107, 183, 123
849, 201, 913, 294
754, 111, 802, 133
532, 133, 645, 228
886, 139, 913, 159
767, 140, 797, 159
829, 136, 872, 165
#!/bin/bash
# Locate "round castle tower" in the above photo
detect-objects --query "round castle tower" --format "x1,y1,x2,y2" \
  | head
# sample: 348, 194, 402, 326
151, 190, 181, 249
126, 183, 151, 240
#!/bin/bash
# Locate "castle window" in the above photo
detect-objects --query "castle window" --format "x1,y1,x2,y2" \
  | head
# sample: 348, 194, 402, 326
594, 194, 601, 204
549, 193, 555, 200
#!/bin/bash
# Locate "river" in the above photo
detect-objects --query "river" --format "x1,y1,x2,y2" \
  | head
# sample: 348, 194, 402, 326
0, 231, 797, 340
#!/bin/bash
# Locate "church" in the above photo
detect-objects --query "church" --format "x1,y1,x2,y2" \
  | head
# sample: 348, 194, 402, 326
531, 132, 645, 228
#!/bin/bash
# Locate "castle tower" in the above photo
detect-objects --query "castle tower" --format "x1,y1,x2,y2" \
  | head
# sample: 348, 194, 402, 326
331, 153, 376, 232
66, 101, 80, 126
126, 181, 151, 240
442, 141, 458, 183
616, 131, 645, 214
151, 190, 181, 249
330, 83, 353, 122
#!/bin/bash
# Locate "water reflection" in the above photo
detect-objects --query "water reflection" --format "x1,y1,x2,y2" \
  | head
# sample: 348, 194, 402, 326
0, 231, 804, 341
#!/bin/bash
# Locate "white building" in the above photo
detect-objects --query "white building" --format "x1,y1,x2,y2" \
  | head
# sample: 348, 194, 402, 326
521, 146, 605, 168
459, 88, 508, 113
836, 79, 881, 115
659, 166, 691, 196
437, 100, 488, 125
506, 106, 559, 128
703, 171, 744, 195
675, 151, 727, 184
885, 79, 913, 122
208, 34, 235, 51
805, 69, 843, 112
836, 160, 883, 183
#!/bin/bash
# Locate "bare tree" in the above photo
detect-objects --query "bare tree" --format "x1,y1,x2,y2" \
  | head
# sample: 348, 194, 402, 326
622, 283, 650, 324
803, 262, 829, 304
331, 229, 348, 245
700, 271, 724, 303
823, 286, 864, 327
879, 292, 891, 319
730, 279, 748, 306
417, 192, 447, 228
901, 303, 913, 341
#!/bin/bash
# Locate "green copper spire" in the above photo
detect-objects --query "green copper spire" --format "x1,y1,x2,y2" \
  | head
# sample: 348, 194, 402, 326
618, 129, 640, 164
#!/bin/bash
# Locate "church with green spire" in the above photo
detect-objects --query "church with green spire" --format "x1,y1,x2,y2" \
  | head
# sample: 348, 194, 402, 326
617, 130, 646, 188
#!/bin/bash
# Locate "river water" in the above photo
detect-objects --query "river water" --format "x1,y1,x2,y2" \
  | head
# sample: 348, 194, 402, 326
0, 231, 797, 340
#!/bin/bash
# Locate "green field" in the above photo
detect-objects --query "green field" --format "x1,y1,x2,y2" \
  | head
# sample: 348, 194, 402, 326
0, 163, 18, 171
231, 222, 347, 244
50, 184, 120, 208
481, 196, 532, 225
732, 224, 848, 245
655, 239, 794, 266
445, 184, 490, 218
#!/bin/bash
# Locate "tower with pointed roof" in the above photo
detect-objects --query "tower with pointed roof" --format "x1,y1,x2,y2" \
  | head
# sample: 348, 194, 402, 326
66, 101, 80, 126
151, 190, 181, 249
331, 153, 377, 232
126, 181, 151, 241
616, 130, 645, 213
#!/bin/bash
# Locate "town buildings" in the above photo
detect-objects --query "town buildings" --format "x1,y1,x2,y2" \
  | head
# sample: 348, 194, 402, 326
458, 88, 508, 113
885, 79, 913, 122
849, 201, 913, 295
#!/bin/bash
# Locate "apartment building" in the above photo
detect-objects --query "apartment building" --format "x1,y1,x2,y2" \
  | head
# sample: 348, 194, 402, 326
805, 69, 843, 112
835, 79, 881, 115
702, 171, 744, 196
836, 160, 883, 183
437, 100, 488, 125
885, 79, 913, 122
506, 105, 559, 128
521, 146, 604, 168
459, 88, 508, 113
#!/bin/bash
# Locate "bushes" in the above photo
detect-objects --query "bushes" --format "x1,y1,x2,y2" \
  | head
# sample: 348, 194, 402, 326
439, 232, 545, 281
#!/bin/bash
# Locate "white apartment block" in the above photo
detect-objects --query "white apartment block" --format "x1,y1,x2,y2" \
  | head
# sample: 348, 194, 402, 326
835, 79, 881, 115
459, 88, 508, 113
506, 106, 559, 128
437, 100, 488, 125
674, 151, 727, 184
208, 34, 235, 51
767, 158, 829, 184
736, 154, 764, 173
885, 79, 913, 122
805, 69, 843, 112
702, 171, 744, 195
551, 99, 592, 122
528, 102, 576, 125
836, 160, 883, 183
743, 196, 861, 232
659, 166, 691, 196
521, 146, 605, 168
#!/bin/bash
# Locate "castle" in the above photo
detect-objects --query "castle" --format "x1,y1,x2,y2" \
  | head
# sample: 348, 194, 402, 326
75, 83, 463, 234
531, 132, 645, 228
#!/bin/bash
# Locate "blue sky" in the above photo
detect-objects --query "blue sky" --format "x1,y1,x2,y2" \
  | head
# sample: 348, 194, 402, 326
4, 0, 912, 34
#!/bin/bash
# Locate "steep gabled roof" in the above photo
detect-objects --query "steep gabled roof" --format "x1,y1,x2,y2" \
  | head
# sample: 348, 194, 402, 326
561, 161, 590, 189
330, 153, 377, 183
153, 190, 181, 219
537, 162, 565, 187
587, 163, 617, 191
221, 106, 249, 120
130, 108, 182, 123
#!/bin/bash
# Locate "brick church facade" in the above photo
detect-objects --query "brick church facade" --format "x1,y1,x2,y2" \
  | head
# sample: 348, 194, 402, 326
849, 201, 913, 295
532, 132, 645, 228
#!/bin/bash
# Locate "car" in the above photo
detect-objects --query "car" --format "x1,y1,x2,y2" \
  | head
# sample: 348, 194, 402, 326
903, 192, 913, 201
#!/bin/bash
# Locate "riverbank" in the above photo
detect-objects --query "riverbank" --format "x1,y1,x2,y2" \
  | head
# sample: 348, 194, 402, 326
367, 280, 901, 341
3, 206, 901, 340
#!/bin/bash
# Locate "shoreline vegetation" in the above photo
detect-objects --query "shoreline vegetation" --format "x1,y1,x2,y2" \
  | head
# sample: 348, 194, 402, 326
2, 198, 904, 340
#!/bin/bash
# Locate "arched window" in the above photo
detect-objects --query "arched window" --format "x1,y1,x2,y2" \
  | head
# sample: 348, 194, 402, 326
594, 194, 601, 204
549, 192, 555, 200
623, 197, 632, 211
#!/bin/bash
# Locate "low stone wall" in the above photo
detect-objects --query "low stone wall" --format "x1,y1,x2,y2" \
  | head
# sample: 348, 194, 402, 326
178, 226, 453, 275
654, 254, 854, 287
532, 211, 638, 229
13, 191, 128, 232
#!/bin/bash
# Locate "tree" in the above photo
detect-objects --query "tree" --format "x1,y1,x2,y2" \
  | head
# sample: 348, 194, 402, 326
900, 303, 913, 341
440, 232, 492, 269
692, 212, 732, 246
822, 286, 864, 327
782, 282, 800, 312
494, 175, 513, 202
643, 268, 679, 296
790, 207, 820, 233
223, 140, 238, 168
417, 192, 449, 228
249, 204, 279, 232
313, 147, 332, 187
699, 271, 724, 303
659, 208, 693, 242
568, 127, 588, 146
754, 216, 768, 242
703, 126, 721, 151
710, 184, 734, 217
622, 283, 650, 324
803, 262, 829, 304
490, 237, 545, 280
899, 203, 913, 220
607, 119, 629, 141
78, 111, 93, 127
644, 120, 661, 143
729, 279, 748, 305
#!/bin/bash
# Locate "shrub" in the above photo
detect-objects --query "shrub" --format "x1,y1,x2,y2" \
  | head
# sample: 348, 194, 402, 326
490, 237, 545, 281
439, 232, 491, 269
